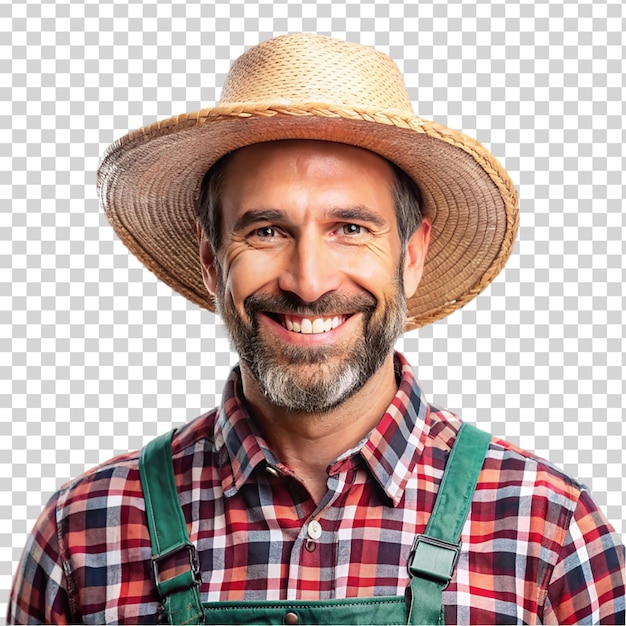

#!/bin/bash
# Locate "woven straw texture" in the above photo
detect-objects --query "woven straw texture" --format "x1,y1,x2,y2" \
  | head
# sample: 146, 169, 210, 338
98, 33, 519, 330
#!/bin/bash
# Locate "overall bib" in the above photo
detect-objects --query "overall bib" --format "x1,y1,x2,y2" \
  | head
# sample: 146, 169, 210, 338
139, 422, 490, 625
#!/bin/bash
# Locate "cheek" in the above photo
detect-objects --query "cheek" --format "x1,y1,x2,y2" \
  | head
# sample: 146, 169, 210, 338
221, 252, 282, 312
340, 244, 399, 294
347, 248, 404, 312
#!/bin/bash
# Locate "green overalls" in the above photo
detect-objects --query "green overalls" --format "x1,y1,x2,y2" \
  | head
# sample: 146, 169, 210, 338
139, 423, 491, 625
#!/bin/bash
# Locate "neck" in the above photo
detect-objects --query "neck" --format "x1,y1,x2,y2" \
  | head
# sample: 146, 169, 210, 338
240, 353, 398, 504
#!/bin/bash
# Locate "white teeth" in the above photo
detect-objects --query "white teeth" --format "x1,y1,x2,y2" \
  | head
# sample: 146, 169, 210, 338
312, 318, 325, 334
281, 314, 344, 334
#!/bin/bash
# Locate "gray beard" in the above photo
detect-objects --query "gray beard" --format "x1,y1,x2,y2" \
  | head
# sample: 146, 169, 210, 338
253, 355, 363, 414
215, 275, 407, 414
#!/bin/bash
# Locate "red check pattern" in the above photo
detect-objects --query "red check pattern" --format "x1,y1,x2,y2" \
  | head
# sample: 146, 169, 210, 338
8, 353, 625, 624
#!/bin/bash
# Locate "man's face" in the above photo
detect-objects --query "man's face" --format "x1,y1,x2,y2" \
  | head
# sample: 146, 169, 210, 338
200, 140, 429, 413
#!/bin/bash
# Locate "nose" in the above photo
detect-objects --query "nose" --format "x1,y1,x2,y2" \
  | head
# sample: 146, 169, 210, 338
277, 234, 342, 303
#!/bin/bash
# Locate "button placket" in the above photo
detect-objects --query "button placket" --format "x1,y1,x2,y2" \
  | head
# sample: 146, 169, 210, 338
304, 519, 322, 552
307, 519, 322, 540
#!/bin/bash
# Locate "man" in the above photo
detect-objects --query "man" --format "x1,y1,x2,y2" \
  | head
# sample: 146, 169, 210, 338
8, 33, 625, 625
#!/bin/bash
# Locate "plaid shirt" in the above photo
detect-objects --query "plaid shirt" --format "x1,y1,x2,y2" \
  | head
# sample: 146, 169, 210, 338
8, 353, 625, 625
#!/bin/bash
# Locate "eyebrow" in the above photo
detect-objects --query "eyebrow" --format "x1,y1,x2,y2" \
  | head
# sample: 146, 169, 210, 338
232, 209, 287, 233
232, 205, 388, 233
327, 206, 387, 229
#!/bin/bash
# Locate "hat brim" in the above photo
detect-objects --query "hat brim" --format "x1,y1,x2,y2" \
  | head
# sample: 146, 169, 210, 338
97, 104, 519, 331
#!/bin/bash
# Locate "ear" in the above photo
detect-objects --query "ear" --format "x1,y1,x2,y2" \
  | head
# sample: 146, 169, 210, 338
197, 225, 219, 296
402, 219, 431, 298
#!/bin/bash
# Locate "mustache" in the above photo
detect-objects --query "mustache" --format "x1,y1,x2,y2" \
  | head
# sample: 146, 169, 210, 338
243, 291, 377, 320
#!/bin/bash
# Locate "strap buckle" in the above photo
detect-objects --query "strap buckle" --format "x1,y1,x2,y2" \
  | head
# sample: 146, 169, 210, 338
152, 541, 201, 589
408, 534, 461, 585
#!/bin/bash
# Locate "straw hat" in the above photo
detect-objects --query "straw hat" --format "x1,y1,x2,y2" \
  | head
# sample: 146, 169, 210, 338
97, 33, 519, 331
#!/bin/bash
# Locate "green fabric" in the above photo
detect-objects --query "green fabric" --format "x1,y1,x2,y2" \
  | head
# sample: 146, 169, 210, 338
407, 423, 491, 625
139, 423, 491, 626
202, 596, 407, 625
139, 430, 187, 566
139, 429, 205, 624
423, 423, 491, 541
162, 588, 205, 626
407, 578, 447, 626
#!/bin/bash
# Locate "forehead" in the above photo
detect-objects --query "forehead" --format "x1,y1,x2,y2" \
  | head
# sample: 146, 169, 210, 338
219, 140, 397, 216
224, 139, 394, 172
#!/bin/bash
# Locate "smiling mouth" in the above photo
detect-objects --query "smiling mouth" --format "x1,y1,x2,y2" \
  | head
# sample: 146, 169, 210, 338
271, 313, 348, 334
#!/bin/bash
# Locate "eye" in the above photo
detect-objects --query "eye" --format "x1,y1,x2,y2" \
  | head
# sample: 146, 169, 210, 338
341, 224, 364, 235
253, 226, 276, 238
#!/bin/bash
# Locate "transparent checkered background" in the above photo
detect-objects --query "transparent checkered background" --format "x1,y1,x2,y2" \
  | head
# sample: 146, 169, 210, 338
2, 0, 625, 619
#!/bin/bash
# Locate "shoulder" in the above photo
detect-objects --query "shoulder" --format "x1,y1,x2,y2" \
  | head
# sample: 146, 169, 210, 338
429, 406, 584, 507
8, 408, 221, 624
53, 407, 220, 516
427, 407, 589, 565
483, 434, 584, 503
428, 412, 624, 623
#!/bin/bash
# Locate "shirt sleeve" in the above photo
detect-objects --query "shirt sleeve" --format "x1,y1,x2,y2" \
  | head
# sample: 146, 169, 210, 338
544, 488, 625, 625
7, 492, 75, 625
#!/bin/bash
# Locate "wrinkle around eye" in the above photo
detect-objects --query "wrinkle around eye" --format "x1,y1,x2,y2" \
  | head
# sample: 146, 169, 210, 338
329, 223, 376, 243
241, 226, 290, 250
247, 225, 289, 240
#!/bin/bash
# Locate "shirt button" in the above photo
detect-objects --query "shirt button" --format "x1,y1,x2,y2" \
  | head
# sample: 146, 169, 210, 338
266, 465, 280, 478
307, 520, 322, 540
283, 612, 299, 625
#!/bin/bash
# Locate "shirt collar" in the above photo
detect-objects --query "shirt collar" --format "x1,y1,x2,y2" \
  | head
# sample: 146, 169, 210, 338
214, 352, 431, 504
213, 369, 271, 496
357, 352, 430, 505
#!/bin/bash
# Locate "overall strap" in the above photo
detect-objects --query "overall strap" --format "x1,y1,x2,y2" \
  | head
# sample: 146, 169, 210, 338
407, 422, 491, 625
139, 429, 205, 625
